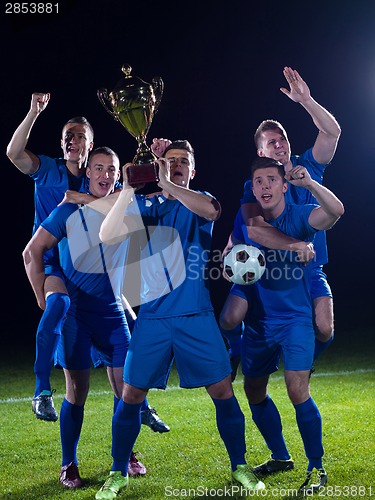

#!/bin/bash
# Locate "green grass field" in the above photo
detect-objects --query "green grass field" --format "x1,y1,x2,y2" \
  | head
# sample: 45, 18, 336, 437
1, 329, 374, 499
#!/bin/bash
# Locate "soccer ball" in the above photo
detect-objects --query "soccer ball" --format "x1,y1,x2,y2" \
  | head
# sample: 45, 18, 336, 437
223, 244, 266, 285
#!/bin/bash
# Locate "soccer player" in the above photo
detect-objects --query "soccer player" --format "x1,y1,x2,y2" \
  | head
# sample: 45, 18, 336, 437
232, 157, 344, 494
6, 94, 170, 433
7, 93, 95, 421
220, 66, 342, 379
95, 140, 265, 499
22, 147, 147, 487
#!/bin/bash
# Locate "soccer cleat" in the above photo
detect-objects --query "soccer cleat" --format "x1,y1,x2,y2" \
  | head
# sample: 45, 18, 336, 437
141, 405, 170, 433
32, 389, 58, 422
253, 457, 294, 476
59, 461, 83, 488
299, 468, 328, 495
229, 354, 241, 382
128, 452, 146, 476
232, 464, 265, 491
95, 471, 128, 500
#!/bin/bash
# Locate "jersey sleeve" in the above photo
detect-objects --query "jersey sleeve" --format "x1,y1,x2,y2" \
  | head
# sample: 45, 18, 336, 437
291, 148, 326, 184
240, 179, 256, 205
232, 208, 244, 241
41, 203, 77, 241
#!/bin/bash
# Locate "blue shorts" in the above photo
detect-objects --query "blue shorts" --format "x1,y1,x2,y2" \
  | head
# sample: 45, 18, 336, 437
241, 319, 315, 377
230, 283, 254, 301
311, 266, 332, 300
44, 263, 65, 280
44, 247, 63, 278
124, 312, 231, 389
56, 309, 130, 370
230, 266, 332, 303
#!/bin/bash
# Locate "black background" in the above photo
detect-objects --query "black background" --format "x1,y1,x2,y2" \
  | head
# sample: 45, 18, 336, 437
1, 0, 374, 350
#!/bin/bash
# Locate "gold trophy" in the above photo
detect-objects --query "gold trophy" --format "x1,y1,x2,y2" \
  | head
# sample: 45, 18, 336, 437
97, 64, 164, 186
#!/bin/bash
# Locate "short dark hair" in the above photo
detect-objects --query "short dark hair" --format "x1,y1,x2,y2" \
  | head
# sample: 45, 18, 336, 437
88, 146, 119, 166
250, 156, 285, 180
254, 119, 288, 149
162, 140, 195, 167
63, 116, 94, 141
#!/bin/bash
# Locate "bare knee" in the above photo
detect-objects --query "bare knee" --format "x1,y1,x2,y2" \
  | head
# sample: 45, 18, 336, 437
219, 294, 248, 331
206, 375, 234, 400
64, 369, 90, 406
314, 296, 334, 342
122, 383, 148, 405
285, 371, 310, 405
244, 376, 268, 405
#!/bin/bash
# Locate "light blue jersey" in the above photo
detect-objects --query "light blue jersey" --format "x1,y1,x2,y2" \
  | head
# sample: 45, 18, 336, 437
41, 202, 130, 370
42, 202, 128, 314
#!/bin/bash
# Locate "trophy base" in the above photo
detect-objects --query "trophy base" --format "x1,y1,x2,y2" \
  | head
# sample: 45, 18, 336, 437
127, 162, 160, 187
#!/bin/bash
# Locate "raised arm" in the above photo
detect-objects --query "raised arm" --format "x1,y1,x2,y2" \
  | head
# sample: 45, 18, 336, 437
6, 92, 51, 175
287, 165, 344, 230
22, 226, 58, 309
280, 67, 341, 165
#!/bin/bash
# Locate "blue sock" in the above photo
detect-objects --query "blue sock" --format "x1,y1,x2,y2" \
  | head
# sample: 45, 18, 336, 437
212, 396, 246, 471
314, 332, 334, 361
112, 399, 142, 475
113, 395, 120, 414
60, 398, 84, 466
250, 395, 290, 460
140, 397, 149, 412
294, 397, 324, 471
220, 323, 243, 359
228, 335, 242, 357
34, 293, 70, 396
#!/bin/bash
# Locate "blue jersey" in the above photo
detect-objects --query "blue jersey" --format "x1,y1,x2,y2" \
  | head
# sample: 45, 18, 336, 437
30, 155, 121, 269
129, 192, 215, 318
41, 202, 128, 316
241, 148, 327, 265
233, 202, 318, 323
30, 155, 87, 234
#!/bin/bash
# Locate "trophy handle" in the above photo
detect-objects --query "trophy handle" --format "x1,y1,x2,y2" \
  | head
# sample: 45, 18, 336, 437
97, 88, 118, 120
152, 77, 164, 113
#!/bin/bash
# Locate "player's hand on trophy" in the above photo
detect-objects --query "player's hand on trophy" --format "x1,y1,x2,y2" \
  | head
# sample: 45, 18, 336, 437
122, 163, 133, 188
30, 92, 50, 115
151, 138, 171, 158
156, 157, 171, 189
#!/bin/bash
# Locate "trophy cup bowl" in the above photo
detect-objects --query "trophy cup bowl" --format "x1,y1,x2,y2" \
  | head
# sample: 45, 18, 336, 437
97, 64, 164, 186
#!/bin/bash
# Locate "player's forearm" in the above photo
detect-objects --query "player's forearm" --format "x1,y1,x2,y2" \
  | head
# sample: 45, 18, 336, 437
22, 247, 46, 306
246, 218, 302, 251
301, 97, 341, 139
99, 187, 136, 244
6, 110, 40, 174
164, 182, 221, 221
307, 180, 345, 229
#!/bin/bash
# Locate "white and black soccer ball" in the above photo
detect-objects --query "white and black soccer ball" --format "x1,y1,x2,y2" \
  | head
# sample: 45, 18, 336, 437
223, 244, 266, 285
